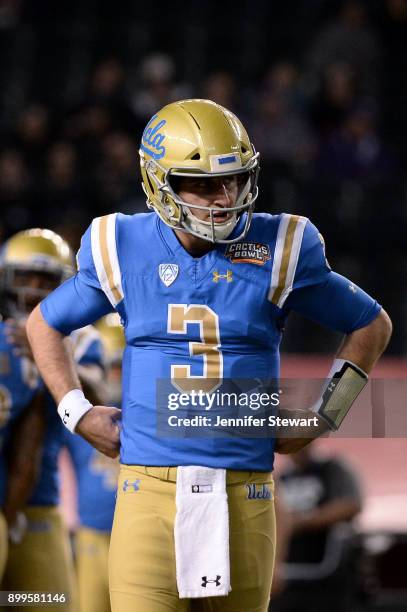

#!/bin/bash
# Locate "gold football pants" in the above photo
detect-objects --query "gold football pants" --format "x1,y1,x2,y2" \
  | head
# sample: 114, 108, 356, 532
0, 511, 7, 582
2, 506, 76, 612
76, 527, 111, 612
109, 465, 276, 612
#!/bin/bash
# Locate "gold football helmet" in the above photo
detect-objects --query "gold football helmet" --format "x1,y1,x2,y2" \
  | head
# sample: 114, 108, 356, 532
139, 98, 259, 243
95, 313, 125, 405
95, 313, 125, 366
0, 228, 74, 317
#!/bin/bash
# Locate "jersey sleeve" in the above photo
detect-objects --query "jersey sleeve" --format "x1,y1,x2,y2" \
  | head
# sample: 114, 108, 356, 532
268, 215, 381, 332
40, 214, 124, 335
292, 219, 331, 290
268, 216, 330, 309
284, 271, 381, 333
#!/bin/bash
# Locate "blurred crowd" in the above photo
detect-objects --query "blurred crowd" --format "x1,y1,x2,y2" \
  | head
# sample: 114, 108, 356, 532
0, 0, 406, 353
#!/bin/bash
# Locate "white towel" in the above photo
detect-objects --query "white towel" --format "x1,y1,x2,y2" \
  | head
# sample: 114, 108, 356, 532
175, 466, 231, 599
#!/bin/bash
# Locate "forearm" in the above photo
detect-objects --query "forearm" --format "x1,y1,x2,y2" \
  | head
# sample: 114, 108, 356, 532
26, 305, 81, 404
77, 364, 108, 406
4, 467, 38, 526
3, 396, 45, 525
276, 310, 392, 454
337, 308, 392, 373
27, 305, 120, 457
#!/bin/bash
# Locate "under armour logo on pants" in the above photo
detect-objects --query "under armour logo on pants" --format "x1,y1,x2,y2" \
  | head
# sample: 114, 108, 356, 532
122, 479, 141, 492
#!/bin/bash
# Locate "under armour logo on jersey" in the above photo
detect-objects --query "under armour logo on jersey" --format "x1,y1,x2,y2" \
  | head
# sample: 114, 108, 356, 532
122, 479, 141, 492
328, 382, 336, 392
201, 576, 221, 587
348, 283, 357, 294
212, 270, 233, 283
159, 263, 179, 287
63, 409, 70, 424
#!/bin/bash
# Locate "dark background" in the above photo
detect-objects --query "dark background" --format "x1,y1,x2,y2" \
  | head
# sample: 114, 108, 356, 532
0, 0, 406, 354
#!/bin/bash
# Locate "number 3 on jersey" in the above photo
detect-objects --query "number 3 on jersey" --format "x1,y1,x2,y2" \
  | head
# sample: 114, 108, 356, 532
167, 304, 223, 394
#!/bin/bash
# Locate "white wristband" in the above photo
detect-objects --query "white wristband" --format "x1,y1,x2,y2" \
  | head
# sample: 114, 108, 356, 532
57, 389, 93, 433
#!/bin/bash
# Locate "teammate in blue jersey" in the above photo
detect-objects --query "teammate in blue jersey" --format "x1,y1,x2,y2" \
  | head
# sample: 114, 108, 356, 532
0, 320, 44, 581
65, 314, 124, 612
27, 100, 392, 612
0, 229, 105, 612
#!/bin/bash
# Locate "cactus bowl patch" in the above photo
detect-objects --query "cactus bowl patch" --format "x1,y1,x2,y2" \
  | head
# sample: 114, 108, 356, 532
225, 242, 271, 266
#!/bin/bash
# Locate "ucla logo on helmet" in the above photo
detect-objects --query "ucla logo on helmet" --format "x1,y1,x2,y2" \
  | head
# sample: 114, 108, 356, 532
141, 114, 167, 160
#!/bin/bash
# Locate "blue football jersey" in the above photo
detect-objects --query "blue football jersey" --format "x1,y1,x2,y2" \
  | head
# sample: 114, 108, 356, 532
28, 326, 104, 506
41, 212, 380, 472
65, 432, 118, 531
0, 321, 41, 505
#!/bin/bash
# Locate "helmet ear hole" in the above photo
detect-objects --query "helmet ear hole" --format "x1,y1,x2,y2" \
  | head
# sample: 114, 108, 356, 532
190, 152, 201, 160
146, 173, 155, 194
241, 145, 248, 154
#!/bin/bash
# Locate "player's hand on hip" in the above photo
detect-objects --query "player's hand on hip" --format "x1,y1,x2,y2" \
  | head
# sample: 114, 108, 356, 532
76, 406, 121, 458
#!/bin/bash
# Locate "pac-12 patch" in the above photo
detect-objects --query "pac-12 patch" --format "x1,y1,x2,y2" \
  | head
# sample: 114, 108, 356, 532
159, 263, 179, 286
225, 242, 271, 266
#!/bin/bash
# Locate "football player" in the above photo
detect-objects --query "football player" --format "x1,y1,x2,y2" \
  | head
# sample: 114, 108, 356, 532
0, 229, 65, 583
65, 313, 124, 612
0, 313, 44, 582
27, 100, 392, 612
0, 229, 105, 612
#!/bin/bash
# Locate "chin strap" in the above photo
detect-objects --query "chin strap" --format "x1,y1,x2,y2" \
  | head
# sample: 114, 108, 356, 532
183, 209, 237, 241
